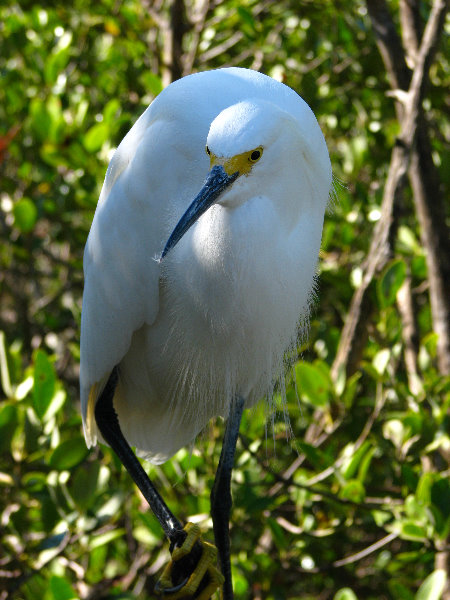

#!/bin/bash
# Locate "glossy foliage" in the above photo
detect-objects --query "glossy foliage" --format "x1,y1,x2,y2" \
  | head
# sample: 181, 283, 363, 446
0, 1, 448, 599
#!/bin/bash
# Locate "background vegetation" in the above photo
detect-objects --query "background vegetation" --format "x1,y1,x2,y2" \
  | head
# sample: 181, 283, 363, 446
0, 1, 448, 599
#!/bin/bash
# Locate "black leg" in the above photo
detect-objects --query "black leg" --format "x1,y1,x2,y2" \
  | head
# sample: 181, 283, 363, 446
210, 396, 245, 600
94, 367, 185, 545
95, 368, 212, 591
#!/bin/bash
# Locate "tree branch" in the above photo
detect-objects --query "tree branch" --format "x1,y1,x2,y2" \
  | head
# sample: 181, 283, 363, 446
399, 0, 422, 65
332, 0, 448, 381
396, 274, 422, 394
182, 0, 211, 75
366, 0, 411, 90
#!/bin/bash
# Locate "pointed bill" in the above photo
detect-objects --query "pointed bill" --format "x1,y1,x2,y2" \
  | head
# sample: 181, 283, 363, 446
160, 165, 238, 260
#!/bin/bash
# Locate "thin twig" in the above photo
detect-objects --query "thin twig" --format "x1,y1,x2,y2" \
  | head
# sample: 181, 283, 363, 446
239, 435, 396, 514
332, 531, 399, 567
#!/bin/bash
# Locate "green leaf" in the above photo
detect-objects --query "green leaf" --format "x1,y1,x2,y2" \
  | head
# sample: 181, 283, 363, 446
415, 570, 447, 600
49, 437, 89, 470
0, 404, 18, 453
0, 331, 13, 398
233, 571, 250, 594
361, 361, 381, 381
295, 361, 331, 408
33, 350, 56, 420
83, 122, 110, 152
339, 479, 365, 503
49, 575, 78, 600
416, 472, 434, 505
13, 198, 38, 232
398, 226, 421, 254
341, 371, 361, 408
388, 580, 415, 600
340, 441, 371, 480
103, 98, 121, 122
44, 48, 70, 85
22, 471, 47, 492
41, 142, 66, 167
423, 333, 439, 358
334, 588, 359, 600
357, 445, 376, 483
411, 255, 427, 279
46, 96, 65, 143
383, 419, 405, 449
296, 441, 330, 469
29, 98, 52, 141
237, 6, 256, 28
377, 259, 406, 308
133, 524, 159, 546
373, 348, 391, 376
42, 389, 66, 422
140, 72, 163, 96
90, 528, 126, 549
405, 495, 427, 521
69, 462, 101, 510
267, 517, 289, 549
431, 477, 450, 520
74, 99, 89, 127
399, 521, 428, 541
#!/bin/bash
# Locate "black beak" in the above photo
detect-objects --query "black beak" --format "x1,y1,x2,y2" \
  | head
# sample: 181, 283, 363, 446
160, 165, 239, 260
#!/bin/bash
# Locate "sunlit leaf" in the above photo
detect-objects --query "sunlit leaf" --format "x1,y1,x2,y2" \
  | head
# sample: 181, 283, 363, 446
295, 361, 331, 408
29, 98, 52, 141
90, 528, 126, 549
373, 348, 391, 375
399, 521, 428, 541
415, 570, 447, 600
0, 331, 13, 398
44, 48, 70, 85
33, 350, 56, 420
49, 437, 89, 470
83, 122, 110, 152
377, 259, 407, 308
383, 419, 405, 449
141, 72, 163, 96
49, 575, 78, 600
339, 479, 365, 503
13, 198, 38, 232
340, 441, 371, 480
334, 588, 359, 600
0, 404, 18, 453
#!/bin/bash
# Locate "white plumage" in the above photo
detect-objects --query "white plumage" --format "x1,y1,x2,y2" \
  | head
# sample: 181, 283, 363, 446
80, 67, 331, 465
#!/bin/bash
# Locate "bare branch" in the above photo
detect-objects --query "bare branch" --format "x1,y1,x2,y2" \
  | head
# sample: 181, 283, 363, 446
409, 128, 450, 374
396, 275, 422, 394
182, 0, 211, 75
366, 0, 411, 90
332, 0, 448, 381
399, 0, 423, 65
198, 30, 243, 63
332, 532, 399, 567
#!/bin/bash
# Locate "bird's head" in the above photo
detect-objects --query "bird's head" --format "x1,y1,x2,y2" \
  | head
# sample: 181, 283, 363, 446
159, 99, 320, 260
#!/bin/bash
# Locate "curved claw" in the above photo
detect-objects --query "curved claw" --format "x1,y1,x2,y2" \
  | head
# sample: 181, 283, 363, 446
156, 522, 224, 599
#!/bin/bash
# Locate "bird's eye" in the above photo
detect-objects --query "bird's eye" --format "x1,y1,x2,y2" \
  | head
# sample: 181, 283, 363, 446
205, 146, 211, 155
249, 147, 263, 162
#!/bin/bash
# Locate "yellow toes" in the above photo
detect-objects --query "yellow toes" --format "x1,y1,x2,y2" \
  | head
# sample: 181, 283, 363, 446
156, 522, 224, 599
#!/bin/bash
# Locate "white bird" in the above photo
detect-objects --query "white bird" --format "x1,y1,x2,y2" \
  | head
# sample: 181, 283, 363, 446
80, 67, 331, 599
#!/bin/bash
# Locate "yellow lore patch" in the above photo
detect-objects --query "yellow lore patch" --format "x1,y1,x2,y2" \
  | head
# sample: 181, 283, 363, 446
209, 146, 263, 176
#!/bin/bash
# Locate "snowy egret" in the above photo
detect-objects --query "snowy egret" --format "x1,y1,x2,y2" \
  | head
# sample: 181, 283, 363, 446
80, 67, 331, 598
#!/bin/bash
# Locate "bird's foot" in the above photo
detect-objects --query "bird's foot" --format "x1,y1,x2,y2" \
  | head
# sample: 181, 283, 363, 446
155, 522, 224, 599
